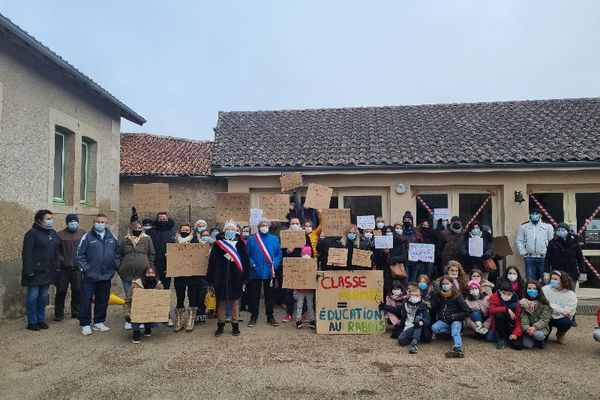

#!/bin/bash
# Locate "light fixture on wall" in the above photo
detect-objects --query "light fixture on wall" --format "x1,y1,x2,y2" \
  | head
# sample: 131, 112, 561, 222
395, 183, 407, 194
514, 191, 525, 204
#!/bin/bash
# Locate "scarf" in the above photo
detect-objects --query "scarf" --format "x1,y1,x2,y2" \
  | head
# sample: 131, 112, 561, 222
440, 289, 454, 298
501, 293, 519, 312
522, 298, 538, 312
175, 233, 193, 244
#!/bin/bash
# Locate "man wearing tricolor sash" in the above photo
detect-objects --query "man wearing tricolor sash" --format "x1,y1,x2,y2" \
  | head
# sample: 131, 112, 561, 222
207, 220, 250, 337
245, 218, 283, 327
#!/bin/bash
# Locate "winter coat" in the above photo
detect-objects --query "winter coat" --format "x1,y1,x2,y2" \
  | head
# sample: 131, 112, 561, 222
246, 232, 283, 280
206, 234, 250, 300
56, 228, 86, 270
461, 232, 494, 273
123, 278, 164, 320
439, 229, 465, 267
387, 234, 407, 265
76, 228, 120, 282
118, 235, 156, 281
519, 300, 551, 336
544, 235, 585, 282
464, 295, 493, 331
430, 291, 469, 323
488, 292, 523, 337
316, 236, 341, 271
21, 223, 60, 287
328, 237, 371, 270
147, 219, 177, 276
516, 221, 554, 257
381, 300, 431, 332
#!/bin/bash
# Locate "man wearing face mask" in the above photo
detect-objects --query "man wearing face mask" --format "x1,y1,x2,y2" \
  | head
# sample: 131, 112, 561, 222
516, 208, 554, 282
544, 222, 585, 289
76, 214, 120, 336
54, 214, 86, 321
439, 216, 466, 268
147, 212, 177, 290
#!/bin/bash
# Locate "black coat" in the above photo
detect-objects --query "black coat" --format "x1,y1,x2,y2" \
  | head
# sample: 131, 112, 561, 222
147, 219, 177, 277
21, 223, 60, 286
170, 235, 206, 287
381, 300, 431, 330
544, 235, 585, 281
430, 291, 469, 323
206, 234, 250, 300
461, 232, 494, 273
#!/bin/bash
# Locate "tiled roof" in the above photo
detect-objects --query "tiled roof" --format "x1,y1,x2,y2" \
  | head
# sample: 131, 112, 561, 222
212, 98, 600, 170
120, 133, 213, 176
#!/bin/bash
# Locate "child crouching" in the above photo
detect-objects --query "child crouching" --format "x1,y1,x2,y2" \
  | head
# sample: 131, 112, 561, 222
123, 266, 164, 344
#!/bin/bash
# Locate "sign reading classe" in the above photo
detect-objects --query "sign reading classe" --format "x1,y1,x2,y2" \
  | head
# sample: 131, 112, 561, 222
316, 270, 385, 335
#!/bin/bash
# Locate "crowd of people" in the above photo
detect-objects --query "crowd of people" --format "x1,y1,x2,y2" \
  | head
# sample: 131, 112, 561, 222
20, 196, 600, 352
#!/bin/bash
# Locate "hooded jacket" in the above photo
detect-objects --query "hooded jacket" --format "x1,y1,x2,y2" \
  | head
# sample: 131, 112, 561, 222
76, 228, 120, 282
519, 299, 551, 336
123, 277, 164, 321
488, 292, 523, 337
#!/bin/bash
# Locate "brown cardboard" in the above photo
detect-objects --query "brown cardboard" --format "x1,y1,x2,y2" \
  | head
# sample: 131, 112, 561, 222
133, 183, 169, 213
304, 183, 333, 210
321, 208, 351, 237
215, 192, 251, 222
130, 288, 171, 323
166, 242, 210, 277
282, 257, 317, 289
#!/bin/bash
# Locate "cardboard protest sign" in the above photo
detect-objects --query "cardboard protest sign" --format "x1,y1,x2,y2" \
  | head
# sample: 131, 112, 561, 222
280, 172, 303, 192
433, 208, 451, 221
316, 270, 384, 334
215, 193, 251, 222
327, 248, 348, 266
374, 235, 393, 249
408, 243, 435, 263
468, 237, 484, 257
166, 243, 210, 277
130, 288, 171, 323
280, 229, 307, 248
492, 236, 513, 258
352, 249, 373, 268
249, 208, 263, 226
282, 257, 317, 289
260, 194, 289, 221
321, 208, 351, 237
133, 183, 169, 213
356, 215, 375, 229
304, 183, 333, 211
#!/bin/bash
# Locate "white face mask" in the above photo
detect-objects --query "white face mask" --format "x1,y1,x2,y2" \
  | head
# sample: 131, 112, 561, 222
500, 293, 513, 302
364, 233, 373, 239
470, 289, 480, 297
395, 228, 403, 235
449, 273, 459, 279
259, 226, 269, 234
385, 232, 393, 236
376, 222, 385, 229
305, 226, 313, 233
392, 289, 402, 296
289, 224, 302, 231
409, 296, 421, 304
507, 273, 518, 282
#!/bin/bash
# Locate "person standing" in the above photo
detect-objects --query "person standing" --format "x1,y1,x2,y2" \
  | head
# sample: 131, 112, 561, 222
544, 222, 585, 288
21, 209, 60, 331
54, 213, 86, 321
516, 208, 554, 282
438, 216, 465, 268
76, 214, 120, 336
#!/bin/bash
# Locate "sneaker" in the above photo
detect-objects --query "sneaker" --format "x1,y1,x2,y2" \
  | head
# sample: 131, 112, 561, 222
144, 327, 152, 337
38, 321, 49, 330
409, 344, 418, 354
594, 328, 600, 342
571, 317, 577, 328
81, 325, 92, 336
124, 321, 132, 330
282, 314, 293, 323
167, 318, 174, 327
247, 318, 257, 328
296, 320, 304, 329
92, 323, 110, 332
197, 314, 207, 325
496, 339, 507, 349
132, 331, 141, 344
308, 320, 316, 329
445, 346, 464, 358
26, 324, 40, 331
267, 317, 280, 327
474, 325, 488, 335
537, 340, 547, 349
301, 313, 309, 323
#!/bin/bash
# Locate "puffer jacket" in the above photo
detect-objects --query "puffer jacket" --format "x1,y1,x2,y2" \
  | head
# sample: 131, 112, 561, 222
430, 291, 469, 323
516, 221, 554, 256
246, 232, 283, 280
21, 223, 60, 287
439, 229, 465, 267
464, 295, 493, 331
118, 235, 156, 281
76, 228, 120, 282
544, 234, 585, 282
123, 278, 164, 320
519, 299, 551, 336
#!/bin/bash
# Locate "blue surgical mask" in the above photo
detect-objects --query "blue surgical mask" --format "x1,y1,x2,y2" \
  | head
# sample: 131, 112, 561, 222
67, 222, 79, 231
94, 223, 106, 232
196, 226, 206, 233
550, 279, 560, 289
530, 214, 541, 223
441, 284, 452, 292
556, 229, 568, 239
385, 231, 393, 236
418, 282, 428, 290
471, 228, 481, 237
201, 236, 211, 243
347, 233, 356, 241
42, 220, 54, 229
225, 230, 236, 240
210, 231, 219, 238
527, 289, 538, 298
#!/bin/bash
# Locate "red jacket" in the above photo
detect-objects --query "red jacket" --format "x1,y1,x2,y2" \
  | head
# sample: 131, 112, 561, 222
597, 308, 600, 326
488, 292, 523, 337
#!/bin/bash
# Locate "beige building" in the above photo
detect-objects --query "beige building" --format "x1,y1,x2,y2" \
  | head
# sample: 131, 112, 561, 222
0, 14, 145, 319
212, 101, 600, 287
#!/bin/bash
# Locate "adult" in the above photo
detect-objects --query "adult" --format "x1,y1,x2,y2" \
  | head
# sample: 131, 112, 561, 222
194, 219, 209, 240
374, 217, 386, 236
415, 219, 437, 278
542, 271, 577, 344
21, 209, 59, 331
207, 220, 250, 336
384, 227, 408, 294
438, 216, 465, 268
544, 222, 585, 288
245, 218, 283, 327
123, 266, 164, 344
54, 213, 85, 321
461, 221, 494, 274
401, 212, 420, 282
332, 224, 370, 270
76, 214, 120, 335
304, 211, 323, 258
516, 208, 554, 282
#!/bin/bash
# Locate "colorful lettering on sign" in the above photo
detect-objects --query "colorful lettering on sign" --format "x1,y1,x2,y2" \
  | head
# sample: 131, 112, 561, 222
320, 275, 367, 290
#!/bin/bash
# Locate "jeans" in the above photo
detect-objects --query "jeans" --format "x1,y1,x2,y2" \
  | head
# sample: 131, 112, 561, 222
398, 321, 424, 346
26, 285, 49, 325
121, 279, 132, 298
55, 268, 81, 318
247, 279, 274, 319
524, 257, 545, 282
522, 331, 546, 349
293, 291, 315, 322
131, 322, 158, 332
406, 263, 420, 283
79, 279, 111, 327
432, 320, 463, 349
549, 317, 573, 334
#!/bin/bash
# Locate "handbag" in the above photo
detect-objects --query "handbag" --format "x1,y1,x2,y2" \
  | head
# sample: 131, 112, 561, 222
483, 258, 497, 272
389, 263, 407, 279
204, 287, 217, 312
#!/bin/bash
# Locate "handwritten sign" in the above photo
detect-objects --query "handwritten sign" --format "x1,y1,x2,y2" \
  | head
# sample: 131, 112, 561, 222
316, 270, 384, 335
433, 208, 451, 221
374, 235, 393, 249
133, 183, 169, 213
327, 248, 348, 266
282, 257, 317, 289
304, 183, 333, 211
322, 208, 351, 237
280, 172, 303, 192
468, 237, 484, 257
215, 193, 251, 222
249, 208, 263, 226
352, 249, 373, 268
130, 288, 171, 323
280, 229, 307, 248
260, 194, 290, 221
166, 243, 210, 277
408, 243, 435, 262
356, 215, 375, 229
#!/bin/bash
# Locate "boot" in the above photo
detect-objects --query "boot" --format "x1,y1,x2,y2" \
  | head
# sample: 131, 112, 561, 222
186, 307, 198, 332
232, 323, 240, 336
556, 331, 566, 345
215, 322, 225, 337
173, 308, 185, 333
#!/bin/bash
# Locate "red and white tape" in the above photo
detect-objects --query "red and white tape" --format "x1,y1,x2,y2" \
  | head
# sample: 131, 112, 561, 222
465, 194, 492, 229
528, 194, 558, 228
416, 195, 434, 217
577, 205, 600, 236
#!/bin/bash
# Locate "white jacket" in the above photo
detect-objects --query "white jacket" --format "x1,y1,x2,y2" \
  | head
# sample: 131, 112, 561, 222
542, 285, 577, 319
516, 221, 554, 256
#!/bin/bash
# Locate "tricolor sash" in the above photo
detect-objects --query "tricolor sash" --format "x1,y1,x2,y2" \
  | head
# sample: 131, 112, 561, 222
255, 233, 276, 278
215, 239, 243, 272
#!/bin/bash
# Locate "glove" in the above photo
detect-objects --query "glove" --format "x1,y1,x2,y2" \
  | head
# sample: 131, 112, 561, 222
378, 303, 385, 311
130, 207, 138, 223
579, 273, 587, 283
125, 317, 131, 323
543, 272, 550, 283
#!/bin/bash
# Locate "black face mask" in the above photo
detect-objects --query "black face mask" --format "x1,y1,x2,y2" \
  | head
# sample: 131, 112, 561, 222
422, 226, 430, 231
156, 220, 168, 227
132, 230, 143, 237
403, 222, 412, 228
452, 223, 462, 230
180, 232, 190, 238
144, 277, 157, 289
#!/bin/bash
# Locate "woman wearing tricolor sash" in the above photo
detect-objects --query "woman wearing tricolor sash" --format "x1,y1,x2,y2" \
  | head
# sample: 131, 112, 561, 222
207, 220, 250, 336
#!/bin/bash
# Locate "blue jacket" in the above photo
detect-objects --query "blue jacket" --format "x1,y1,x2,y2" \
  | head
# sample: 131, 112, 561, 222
76, 229, 120, 282
245, 233, 283, 280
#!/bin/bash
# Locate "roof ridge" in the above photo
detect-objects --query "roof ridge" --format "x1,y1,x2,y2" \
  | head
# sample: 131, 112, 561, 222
121, 132, 213, 144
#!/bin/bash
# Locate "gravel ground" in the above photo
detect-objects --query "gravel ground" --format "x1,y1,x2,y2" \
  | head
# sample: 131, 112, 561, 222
0, 303, 599, 400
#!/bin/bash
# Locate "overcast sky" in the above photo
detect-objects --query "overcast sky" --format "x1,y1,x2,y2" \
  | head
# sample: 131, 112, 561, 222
2, 1, 599, 140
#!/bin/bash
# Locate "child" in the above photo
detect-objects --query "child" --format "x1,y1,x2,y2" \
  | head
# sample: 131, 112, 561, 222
123, 266, 164, 344
489, 279, 523, 350
469, 268, 494, 296
430, 275, 469, 358
520, 280, 551, 349
384, 280, 408, 337
416, 274, 431, 308
379, 283, 431, 354
293, 246, 316, 329
504, 266, 525, 299
464, 280, 494, 341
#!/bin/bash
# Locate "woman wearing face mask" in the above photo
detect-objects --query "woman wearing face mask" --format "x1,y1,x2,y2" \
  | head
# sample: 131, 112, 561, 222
469, 269, 494, 296
489, 279, 523, 350
415, 219, 437, 278
361, 228, 376, 252
123, 266, 163, 344
430, 275, 469, 358
118, 221, 156, 330
461, 221, 494, 274
432, 261, 468, 296
544, 223, 585, 290
374, 217, 386, 236
322, 224, 364, 270
303, 210, 323, 258
464, 280, 495, 341
542, 271, 577, 344
194, 219, 208, 240
281, 218, 312, 323
519, 280, 551, 349
503, 266, 525, 299
439, 216, 466, 268
385, 226, 409, 293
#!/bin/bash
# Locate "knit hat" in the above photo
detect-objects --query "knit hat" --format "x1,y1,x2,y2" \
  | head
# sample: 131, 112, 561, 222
66, 213, 79, 223
403, 211, 414, 222
556, 222, 570, 231
300, 246, 312, 257
195, 219, 207, 227
258, 217, 271, 227
467, 280, 481, 289
223, 220, 238, 230
451, 215, 461, 222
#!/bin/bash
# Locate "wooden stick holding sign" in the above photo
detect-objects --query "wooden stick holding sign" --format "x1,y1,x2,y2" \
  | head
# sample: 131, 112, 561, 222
166, 243, 210, 277
260, 194, 290, 221
280, 172, 303, 192
304, 183, 333, 211
327, 248, 348, 266
215, 192, 250, 222
130, 288, 171, 323
352, 249, 373, 268
282, 257, 317, 289
133, 183, 169, 213
321, 208, 351, 237
280, 229, 307, 248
